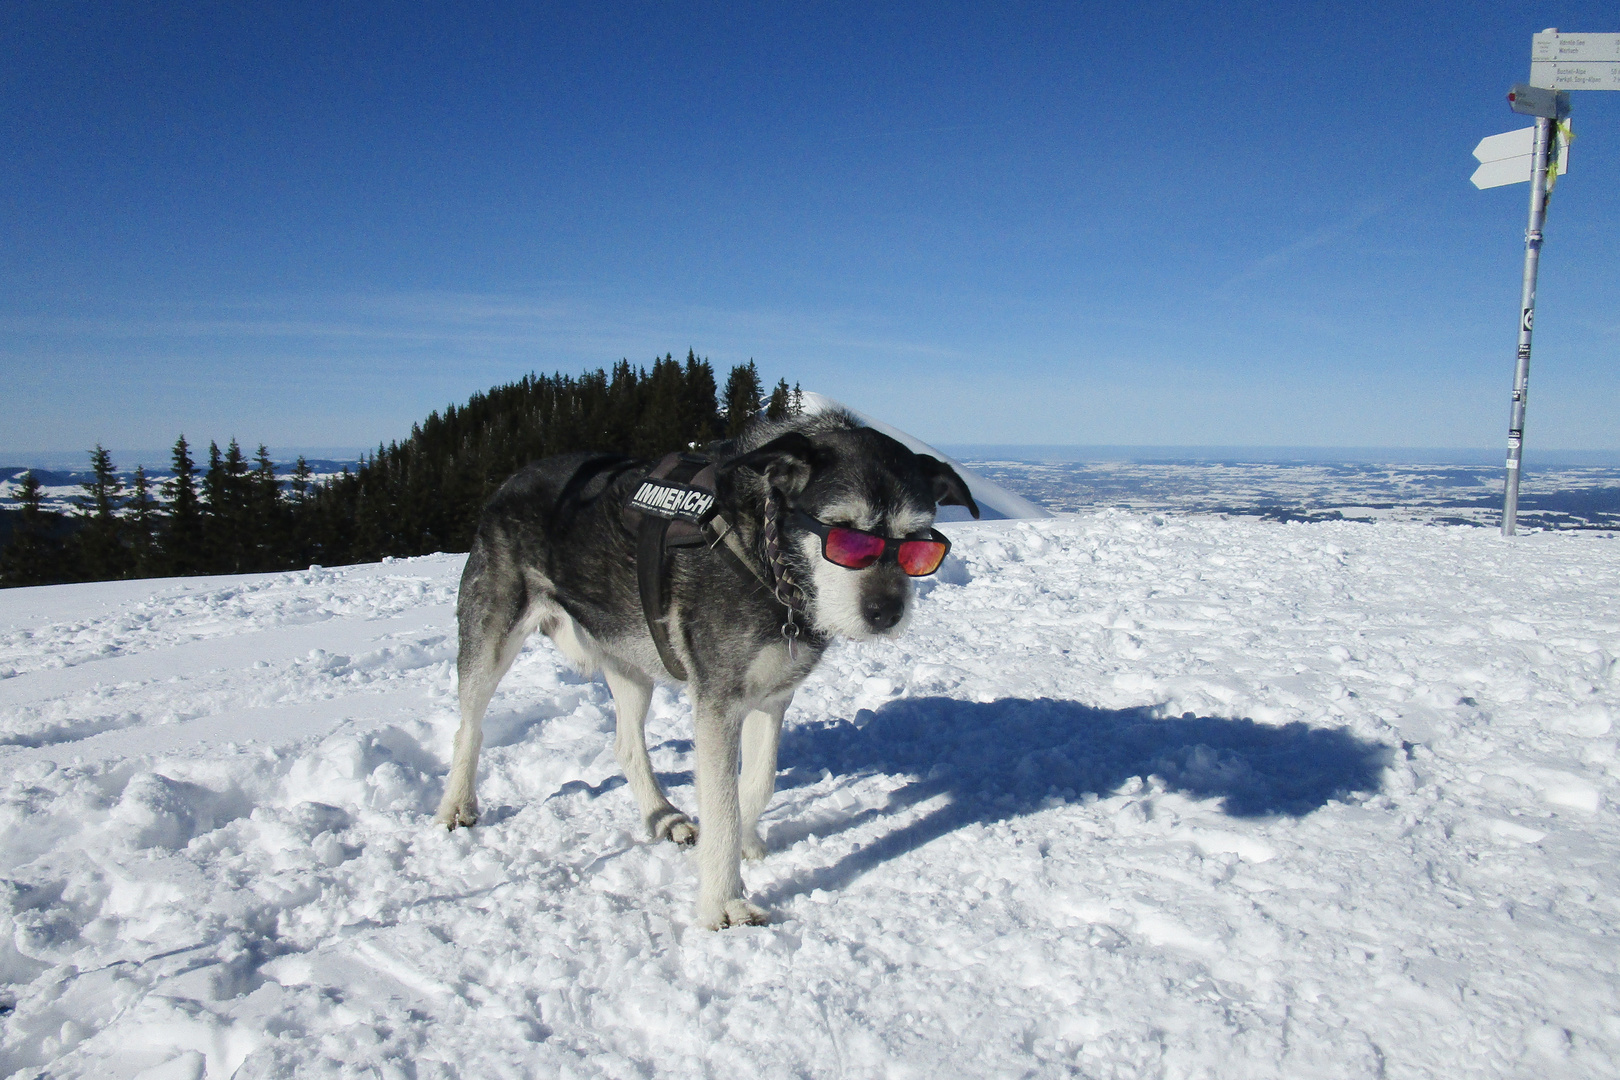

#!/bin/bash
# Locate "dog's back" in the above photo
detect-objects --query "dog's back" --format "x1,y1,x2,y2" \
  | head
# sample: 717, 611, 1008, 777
461, 452, 646, 645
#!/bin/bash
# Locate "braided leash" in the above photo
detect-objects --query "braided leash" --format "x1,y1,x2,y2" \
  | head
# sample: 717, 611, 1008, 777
760, 489, 808, 657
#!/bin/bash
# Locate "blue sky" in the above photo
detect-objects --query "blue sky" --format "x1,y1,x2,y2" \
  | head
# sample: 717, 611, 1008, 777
3, 1, 1617, 459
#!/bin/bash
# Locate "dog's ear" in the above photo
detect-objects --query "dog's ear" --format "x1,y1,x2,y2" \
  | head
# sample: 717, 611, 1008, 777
917, 455, 980, 519
723, 432, 824, 498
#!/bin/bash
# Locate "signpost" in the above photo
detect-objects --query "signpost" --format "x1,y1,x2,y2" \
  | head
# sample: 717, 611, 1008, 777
1477, 30, 1616, 537
1531, 30, 1620, 90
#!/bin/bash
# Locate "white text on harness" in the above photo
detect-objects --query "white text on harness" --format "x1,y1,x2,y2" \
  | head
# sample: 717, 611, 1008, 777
630, 480, 715, 522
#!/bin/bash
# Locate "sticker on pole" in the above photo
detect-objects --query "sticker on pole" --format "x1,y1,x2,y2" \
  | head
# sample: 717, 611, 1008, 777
1470, 123, 1570, 189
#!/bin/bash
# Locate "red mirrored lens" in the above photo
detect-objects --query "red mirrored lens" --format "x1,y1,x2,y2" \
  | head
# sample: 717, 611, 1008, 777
897, 539, 948, 576
823, 527, 887, 569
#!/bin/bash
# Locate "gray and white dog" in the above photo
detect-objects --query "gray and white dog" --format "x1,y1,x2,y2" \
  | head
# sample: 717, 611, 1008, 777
435, 408, 978, 928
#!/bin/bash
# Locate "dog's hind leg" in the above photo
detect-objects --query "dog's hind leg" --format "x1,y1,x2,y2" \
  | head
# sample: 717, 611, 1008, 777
436, 546, 540, 829
603, 662, 696, 845
737, 694, 790, 860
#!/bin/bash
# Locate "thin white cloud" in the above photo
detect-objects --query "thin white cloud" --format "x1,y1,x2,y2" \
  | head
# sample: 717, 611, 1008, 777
1212, 201, 1384, 300
0, 290, 968, 369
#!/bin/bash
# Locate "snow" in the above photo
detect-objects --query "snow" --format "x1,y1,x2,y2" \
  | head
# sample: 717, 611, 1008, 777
2, 515, 1619, 1078
962, 459, 1620, 531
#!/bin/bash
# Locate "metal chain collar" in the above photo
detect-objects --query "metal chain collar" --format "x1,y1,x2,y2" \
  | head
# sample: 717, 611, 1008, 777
760, 488, 809, 656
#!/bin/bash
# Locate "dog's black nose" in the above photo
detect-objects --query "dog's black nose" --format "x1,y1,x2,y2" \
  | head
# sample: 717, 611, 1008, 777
863, 594, 905, 631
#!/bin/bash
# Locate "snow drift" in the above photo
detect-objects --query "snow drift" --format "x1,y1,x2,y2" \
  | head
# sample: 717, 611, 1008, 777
2, 514, 1619, 1078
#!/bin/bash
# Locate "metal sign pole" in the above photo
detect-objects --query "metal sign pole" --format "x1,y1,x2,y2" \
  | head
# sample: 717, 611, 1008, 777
1486, 25, 1618, 535
1501, 114, 1553, 537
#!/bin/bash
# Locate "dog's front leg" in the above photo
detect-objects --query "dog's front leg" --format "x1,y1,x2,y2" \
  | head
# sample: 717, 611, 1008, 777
692, 694, 769, 928
738, 694, 790, 860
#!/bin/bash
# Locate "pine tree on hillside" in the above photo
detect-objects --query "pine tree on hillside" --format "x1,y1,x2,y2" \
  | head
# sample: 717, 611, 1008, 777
202, 442, 225, 514
200, 440, 255, 573
285, 455, 316, 565
250, 444, 286, 570
602, 360, 642, 453
73, 446, 129, 581
765, 378, 793, 420
638, 354, 687, 457
289, 456, 314, 503
0, 471, 64, 586
221, 439, 252, 572
126, 466, 162, 578
163, 436, 204, 576
681, 350, 720, 447
723, 361, 763, 438
37, 354, 797, 578
360, 445, 399, 562
201, 441, 227, 573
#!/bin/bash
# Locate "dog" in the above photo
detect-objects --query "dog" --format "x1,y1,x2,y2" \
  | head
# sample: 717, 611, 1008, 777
435, 408, 979, 927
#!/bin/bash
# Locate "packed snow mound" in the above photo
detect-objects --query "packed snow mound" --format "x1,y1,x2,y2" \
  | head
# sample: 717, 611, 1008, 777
798, 390, 1050, 521
2, 517, 1620, 1078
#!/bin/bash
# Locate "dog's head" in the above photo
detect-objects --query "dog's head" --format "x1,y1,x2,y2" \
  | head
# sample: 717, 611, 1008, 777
723, 412, 978, 640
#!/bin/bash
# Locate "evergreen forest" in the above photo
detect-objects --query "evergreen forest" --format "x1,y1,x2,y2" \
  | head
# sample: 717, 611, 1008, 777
0, 353, 804, 587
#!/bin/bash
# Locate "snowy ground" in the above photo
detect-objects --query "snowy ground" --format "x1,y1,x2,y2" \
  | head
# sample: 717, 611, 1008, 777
2, 514, 1619, 1079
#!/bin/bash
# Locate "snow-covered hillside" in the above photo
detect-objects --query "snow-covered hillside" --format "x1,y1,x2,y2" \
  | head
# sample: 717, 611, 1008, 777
2, 514, 1619, 1078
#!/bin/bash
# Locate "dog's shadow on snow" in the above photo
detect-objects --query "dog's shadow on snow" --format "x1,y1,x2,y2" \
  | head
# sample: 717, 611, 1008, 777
758, 697, 1392, 904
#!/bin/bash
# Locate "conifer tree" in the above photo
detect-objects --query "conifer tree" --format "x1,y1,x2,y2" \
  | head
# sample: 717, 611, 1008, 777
202, 441, 225, 512
220, 439, 252, 572
285, 456, 317, 566
78, 354, 789, 575
201, 441, 227, 573
681, 350, 720, 447
765, 378, 793, 420
791, 382, 804, 416
126, 466, 162, 577
251, 444, 284, 569
0, 471, 64, 586
723, 361, 763, 438
73, 446, 129, 581
603, 360, 641, 451
163, 436, 204, 575
289, 456, 314, 503
638, 354, 686, 456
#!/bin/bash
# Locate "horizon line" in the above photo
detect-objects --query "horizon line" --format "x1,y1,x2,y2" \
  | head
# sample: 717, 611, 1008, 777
7, 443, 1620, 471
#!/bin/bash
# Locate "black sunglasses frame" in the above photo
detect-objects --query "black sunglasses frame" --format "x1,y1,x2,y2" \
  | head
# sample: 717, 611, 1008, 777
788, 509, 952, 576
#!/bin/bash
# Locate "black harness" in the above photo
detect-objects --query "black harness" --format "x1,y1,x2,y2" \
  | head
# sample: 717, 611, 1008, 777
619, 452, 811, 681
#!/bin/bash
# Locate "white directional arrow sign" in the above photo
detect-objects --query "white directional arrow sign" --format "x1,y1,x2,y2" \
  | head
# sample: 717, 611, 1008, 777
1471, 122, 1570, 189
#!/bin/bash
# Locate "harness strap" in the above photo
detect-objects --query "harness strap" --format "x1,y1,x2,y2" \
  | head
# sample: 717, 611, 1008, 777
634, 453, 826, 679
704, 514, 773, 596
637, 454, 707, 681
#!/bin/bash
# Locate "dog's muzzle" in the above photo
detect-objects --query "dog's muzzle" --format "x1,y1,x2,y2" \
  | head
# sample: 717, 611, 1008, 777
863, 591, 906, 632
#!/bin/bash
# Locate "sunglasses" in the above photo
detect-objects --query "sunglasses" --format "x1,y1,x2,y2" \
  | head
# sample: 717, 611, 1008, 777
790, 509, 952, 576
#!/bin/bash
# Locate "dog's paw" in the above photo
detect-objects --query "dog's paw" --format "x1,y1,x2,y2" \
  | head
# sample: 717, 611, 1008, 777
705, 898, 770, 930
435, 799, 478, 830
649, 808, 697, 847
740, 830, 768, 860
